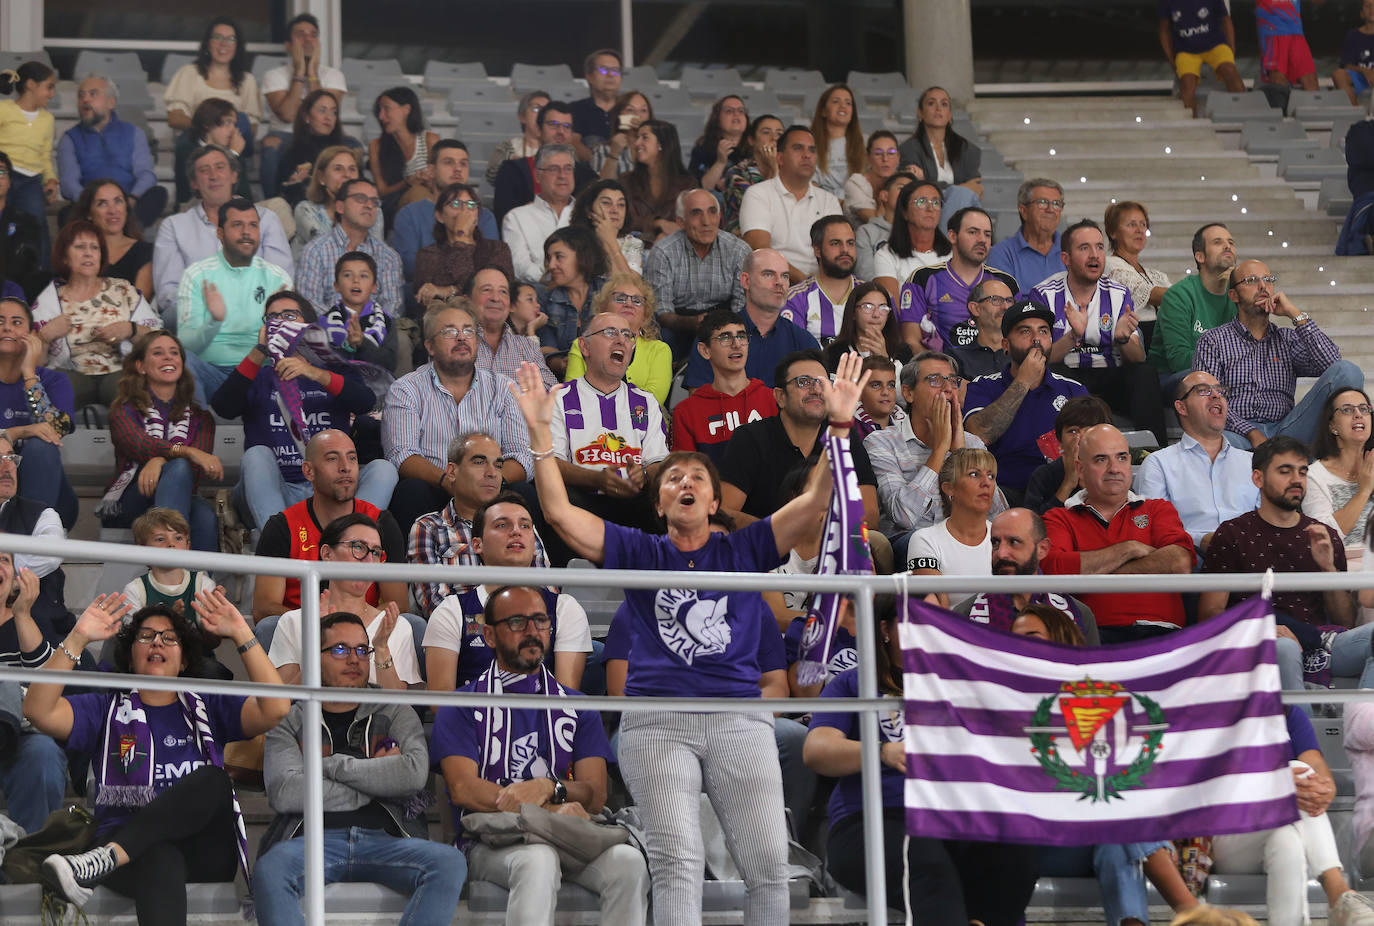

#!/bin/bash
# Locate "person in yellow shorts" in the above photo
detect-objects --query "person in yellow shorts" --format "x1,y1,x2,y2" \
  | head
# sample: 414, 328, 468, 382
1159, 0, 1247, 112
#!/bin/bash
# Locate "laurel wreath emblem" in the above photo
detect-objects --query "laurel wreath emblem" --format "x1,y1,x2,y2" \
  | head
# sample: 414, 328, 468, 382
1028, 689, 1167, 802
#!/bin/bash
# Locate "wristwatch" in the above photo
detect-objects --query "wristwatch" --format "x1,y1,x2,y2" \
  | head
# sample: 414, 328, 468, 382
1293, 312, 1311, 325
549, 779, 568, 804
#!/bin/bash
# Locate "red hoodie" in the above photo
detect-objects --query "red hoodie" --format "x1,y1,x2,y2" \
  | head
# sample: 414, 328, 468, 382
672, 378, 778, 463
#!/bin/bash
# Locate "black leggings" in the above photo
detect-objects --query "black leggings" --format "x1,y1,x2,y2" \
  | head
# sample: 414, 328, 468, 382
828, 808, 1040, 926
99, 765, 240, 926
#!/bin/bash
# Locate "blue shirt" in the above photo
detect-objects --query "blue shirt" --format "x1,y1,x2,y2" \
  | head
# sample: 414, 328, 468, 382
391, 197, 499, 281
1135, 434, 1259, 549
1160, 0, 1233, 55
987, 227, 1064, 297
683, 310, 820, 389
963, 366, 1088, 490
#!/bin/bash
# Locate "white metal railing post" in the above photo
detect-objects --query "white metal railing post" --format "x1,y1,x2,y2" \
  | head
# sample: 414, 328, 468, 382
852, 584, 890, 925
620, 0, 634, 67
299, 568, 325, 926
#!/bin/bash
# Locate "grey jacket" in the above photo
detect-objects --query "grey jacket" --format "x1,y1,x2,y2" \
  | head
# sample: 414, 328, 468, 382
258, 694, 430, 856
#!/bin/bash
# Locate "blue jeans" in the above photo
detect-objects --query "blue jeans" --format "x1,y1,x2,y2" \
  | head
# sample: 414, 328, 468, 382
182, 351, 235, 408
9, 171, 50, 271
257, 130, 294, 200
252, 827, 468, 926
236, 445, 400, 529
107, 457, 219, 551
1224, 359, 1366, 449
0, 682, 67, 835
775, 716, 817, 843
1276, 621, 1374, 691
17, 436, 78, 529
1038, 841, 1170, 926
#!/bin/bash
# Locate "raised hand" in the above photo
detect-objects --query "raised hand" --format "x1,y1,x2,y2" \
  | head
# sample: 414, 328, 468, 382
1112, 310, 1139, 345
949, 388, 966, 449
1014, 343, 1047, 387
374, 601, 400, 662
11, 568, 40, 617
203, 281, 227, 322
1307, 523, 1338, 572
74, 593, 133, 642
192, 587, 250, 641
824, 351, 871, 426
508, 362, 557, 433
1063, 301, 1088, 340
1359, 450, 1374, 494
346, 315, 365, 349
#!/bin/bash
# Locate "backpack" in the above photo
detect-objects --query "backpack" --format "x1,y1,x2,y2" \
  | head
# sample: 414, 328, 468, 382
0, 803, 96, 884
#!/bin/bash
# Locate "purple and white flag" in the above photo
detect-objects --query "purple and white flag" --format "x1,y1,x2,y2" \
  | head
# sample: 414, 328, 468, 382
796, 431, 874, 687
901, 595, 1298, 846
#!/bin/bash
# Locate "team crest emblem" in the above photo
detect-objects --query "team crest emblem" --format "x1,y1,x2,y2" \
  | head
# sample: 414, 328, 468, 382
1025, 677, 1168, 802
1052, 395, 1068, 411
1132, 514, 1150, 529
900, 289, 912, 311
631, 403, 648, 429
1198, 6, 1209, 16
117, 733, 145, 772
1099, 313, 1112, 330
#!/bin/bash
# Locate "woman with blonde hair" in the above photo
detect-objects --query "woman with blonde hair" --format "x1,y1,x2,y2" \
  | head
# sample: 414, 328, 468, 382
565, 270, 671, 404
810, 84, 865, 201
292, 145, 381, 251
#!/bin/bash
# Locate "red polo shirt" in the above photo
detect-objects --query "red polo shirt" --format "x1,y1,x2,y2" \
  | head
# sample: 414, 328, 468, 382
1042, 496, 1195, 628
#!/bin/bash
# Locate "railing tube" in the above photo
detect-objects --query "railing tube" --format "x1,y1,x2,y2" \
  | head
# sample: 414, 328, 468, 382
299, 569, 325, 926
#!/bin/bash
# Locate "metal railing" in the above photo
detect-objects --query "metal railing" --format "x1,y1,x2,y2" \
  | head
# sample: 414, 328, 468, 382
1, 533, 1372, 925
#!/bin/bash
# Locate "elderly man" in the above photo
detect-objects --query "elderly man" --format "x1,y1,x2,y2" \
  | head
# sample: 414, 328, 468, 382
642, 188, 748, 359
154, 146, 292, 319
177, 198, 293, 403
257, 13, 348, 198
503, 144, 580, 285
1041, 424, 1194, 643
493, 103, 596, 222
987, 178, 1066, 292
947, 277, 1014, 380
1136, 370, 1258, 555
393, 140, 498, 280
469, 266, 556, 385
57, 74, 167, 227
781, 215, 861, 342
740, 126, 842, 282
683, 248, 820, 389
383, 301, 532, 533
901, 206, 1017, 355
1194, 259, 1364, 448
571, 49, 624, 158
296, 177, 404, 316
1149, 222, 1238, 388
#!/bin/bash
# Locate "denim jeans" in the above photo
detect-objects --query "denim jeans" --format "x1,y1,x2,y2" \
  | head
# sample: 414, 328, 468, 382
1038, 841, 1171, 926
235, 445, 399, 529
182, 351, 235, 408
257, 131, 294, 200
1224, 359, 1366, 449
0, 682, 67, 834
107, 457, 219, 551
1276, 620, 1374, 692
252, 827, 468, 926
16, 436, 79, 528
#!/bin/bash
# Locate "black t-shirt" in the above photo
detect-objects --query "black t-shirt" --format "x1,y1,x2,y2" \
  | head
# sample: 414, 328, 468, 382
569, 96, 613, 145
320, 707, 400, 834
718, 415, 877, 519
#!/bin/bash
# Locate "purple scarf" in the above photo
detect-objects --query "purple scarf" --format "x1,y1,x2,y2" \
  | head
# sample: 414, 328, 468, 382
474, 662, 577, 787
796, 431, 874, 686
262, 318, 394, 444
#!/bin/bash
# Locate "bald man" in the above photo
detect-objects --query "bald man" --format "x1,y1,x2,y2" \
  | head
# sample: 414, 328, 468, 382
1040, 424, 1194, 643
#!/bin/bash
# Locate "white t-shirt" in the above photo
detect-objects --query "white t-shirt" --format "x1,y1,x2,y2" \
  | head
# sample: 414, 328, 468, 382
872, 242, 941, 283
738, 177, 843, 278
268, 607, 421, 685
423, 589, 593, 655
260, 63, 348, 133
906, 519, 992, 576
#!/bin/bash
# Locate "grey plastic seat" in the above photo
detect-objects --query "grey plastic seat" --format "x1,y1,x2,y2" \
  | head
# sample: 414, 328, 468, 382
250, 54, 288, 86
680, 66, 746, 98
446, 80, 514, 108
1279, 145, 1347, 181
641, 84, 693, 113
454, 107, 521, 137
1240, 120, 1317, 155
75, 50, 146, 82
846, 70, 909, 106
764, 68, 828, 103
0, 51, 52, 73
738, 89, 785, 119
1330, 112, 1366, 150
1204, 91, 1280, 121
341, 57, 404, 87
511, 62, 574, 94
60, 429, 117, 486
423, 60, 488, 91
160, 52, 195, 86
1288, 89, 1360, 118
621, 64, 660, 92
1320, 175, 1354, 216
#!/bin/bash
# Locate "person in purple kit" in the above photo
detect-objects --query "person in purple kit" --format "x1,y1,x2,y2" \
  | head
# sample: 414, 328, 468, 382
1334, 0, 1374, 106
1256, 0, 1319, 90
25, 593, 289, 919
508, 352, 870, 926
1033, 218, 1165, 445
1158, 0, 1246, 113
898, 206, 1016, 356
781, 215, 860, 343
986, 178, 1065, 294
964, 298, 1088, 505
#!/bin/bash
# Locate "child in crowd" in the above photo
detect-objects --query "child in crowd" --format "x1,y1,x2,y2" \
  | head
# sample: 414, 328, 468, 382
0, 61, 59, 268
509, 281, 547, 344
118, 507, 227, 678
319, 251, 397, 371
1333, 0, 1374, 106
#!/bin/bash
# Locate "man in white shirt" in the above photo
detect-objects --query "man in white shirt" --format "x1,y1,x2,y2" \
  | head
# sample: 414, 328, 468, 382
739, 126, 842, 283
503, 144, 577, 285
258, 13, 348, 197
551, 312, 668, 530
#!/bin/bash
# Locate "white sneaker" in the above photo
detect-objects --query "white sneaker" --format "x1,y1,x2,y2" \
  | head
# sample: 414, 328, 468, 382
40, 846, 115, 908
1331, 891, 1374, 926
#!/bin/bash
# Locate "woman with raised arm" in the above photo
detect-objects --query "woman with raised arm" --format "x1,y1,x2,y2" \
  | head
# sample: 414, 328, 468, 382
507, 351, 870, 926
25, 590, 289, 923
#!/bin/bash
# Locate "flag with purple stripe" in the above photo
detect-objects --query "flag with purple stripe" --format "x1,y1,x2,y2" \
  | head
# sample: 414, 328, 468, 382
901, 594, 1297, 846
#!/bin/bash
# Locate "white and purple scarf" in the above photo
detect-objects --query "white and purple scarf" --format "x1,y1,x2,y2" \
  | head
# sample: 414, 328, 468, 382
96, 401, 191, 518
795, 431, 874, 687
473, 662, 577, 790
262, 317, 393, 447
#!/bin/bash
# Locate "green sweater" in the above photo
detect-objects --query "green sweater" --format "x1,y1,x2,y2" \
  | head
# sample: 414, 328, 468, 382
1149, 274, 1236, 373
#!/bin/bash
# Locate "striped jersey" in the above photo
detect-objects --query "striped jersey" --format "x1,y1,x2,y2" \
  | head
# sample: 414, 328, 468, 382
550, 377, 669, 473
781, 275, 861, 341
1030, 272, 1136, 370
898, 262, 1018, 350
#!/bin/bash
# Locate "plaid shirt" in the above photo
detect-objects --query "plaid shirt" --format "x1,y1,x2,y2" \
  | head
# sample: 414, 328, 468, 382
642, 229, 748, 318
407, 499, 551, 615
1194, 316, 1342, 433
477, 328, 557, 387
381, 364, 533, 475
296, 224, 405, 318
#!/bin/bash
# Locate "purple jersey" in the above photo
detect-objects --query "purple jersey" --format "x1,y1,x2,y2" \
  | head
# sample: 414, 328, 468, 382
898, 264, 1017, 350
1161, 0, 1233, 54
811, 669, 905, 820
1030, 273, 1136, 370
781, 276, 860, 341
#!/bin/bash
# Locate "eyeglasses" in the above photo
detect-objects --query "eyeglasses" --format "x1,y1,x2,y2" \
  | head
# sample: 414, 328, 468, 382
134, 629, 181, 646
537, 163, 575, 175
1336, 403, 1374, 417
871, 147, 899, 157
0, 453, 20, 467
912, 196, 942, 210
433, 325, 477, 341
1029, 198, 1065, 210
490, 613, 552, 631
345, 193, 382, 208
321, 642, 375, 660
977, 295, 1015, 308
542, 121, 573, 132
857, 301, 890, 315
612, 291, 644, 307
594, 66, 622, 77
721, 106, 748, 117
264, 309, 303, 322
446, 198, 479, 210
922, 373, 964, 389
209, 34, 238, 45
785, 374, 826, 390
1235, 274, 1279, 288
1184, 384, 1231, 400
710, 331, 750, 345
587, 327, 636, 341
332, 539, 387, 561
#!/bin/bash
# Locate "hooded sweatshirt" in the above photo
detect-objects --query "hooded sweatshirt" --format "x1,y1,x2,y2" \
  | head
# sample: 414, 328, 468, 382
671, 377, 778, 463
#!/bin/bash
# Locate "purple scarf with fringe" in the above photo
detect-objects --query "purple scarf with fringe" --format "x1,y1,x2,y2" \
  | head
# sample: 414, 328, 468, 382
796, 431, 874, 687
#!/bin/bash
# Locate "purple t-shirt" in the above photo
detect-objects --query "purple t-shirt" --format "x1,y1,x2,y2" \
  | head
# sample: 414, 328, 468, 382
1341, 29, 1374, 68
64, 691, 246, 836
898, 265, 1017, 349
602, 519, 785, 698
0, 367, 74, 430
1160, 0, 1233, 55
1287, 705, 1319, 759
604, 598, 787, 673
811, 669, 905, 822
784, 616, 857, 682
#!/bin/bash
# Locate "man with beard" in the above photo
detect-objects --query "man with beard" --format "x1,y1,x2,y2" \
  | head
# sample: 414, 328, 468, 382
176, 197, 292, 403
899, 206, 1017, 355
1041, 424, 1194, 643
382, 301, 532, 533
1149, 223, 1238, 389
1033, 219, 1166, 445
1201, 436, 1374, 691
57, 75, 167, 227
1195, 259, 1364, 449
964, 299, 1088, 503
431, 585, 649, 926
781, 215, 861, 342
253, 612, 469, 923
469, 266, 556, 385
253, 429, 407, 622
951, 507, 1099, 644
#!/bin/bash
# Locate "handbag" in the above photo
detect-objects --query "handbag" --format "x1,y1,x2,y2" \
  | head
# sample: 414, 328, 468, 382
462, 803, 632, 875
0, 804, 96, 884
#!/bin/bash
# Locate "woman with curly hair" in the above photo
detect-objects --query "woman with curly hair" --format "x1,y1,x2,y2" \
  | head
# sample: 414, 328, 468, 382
565, 270, 671, 404
569, 179, 643, 275
163, 17, 261, 136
